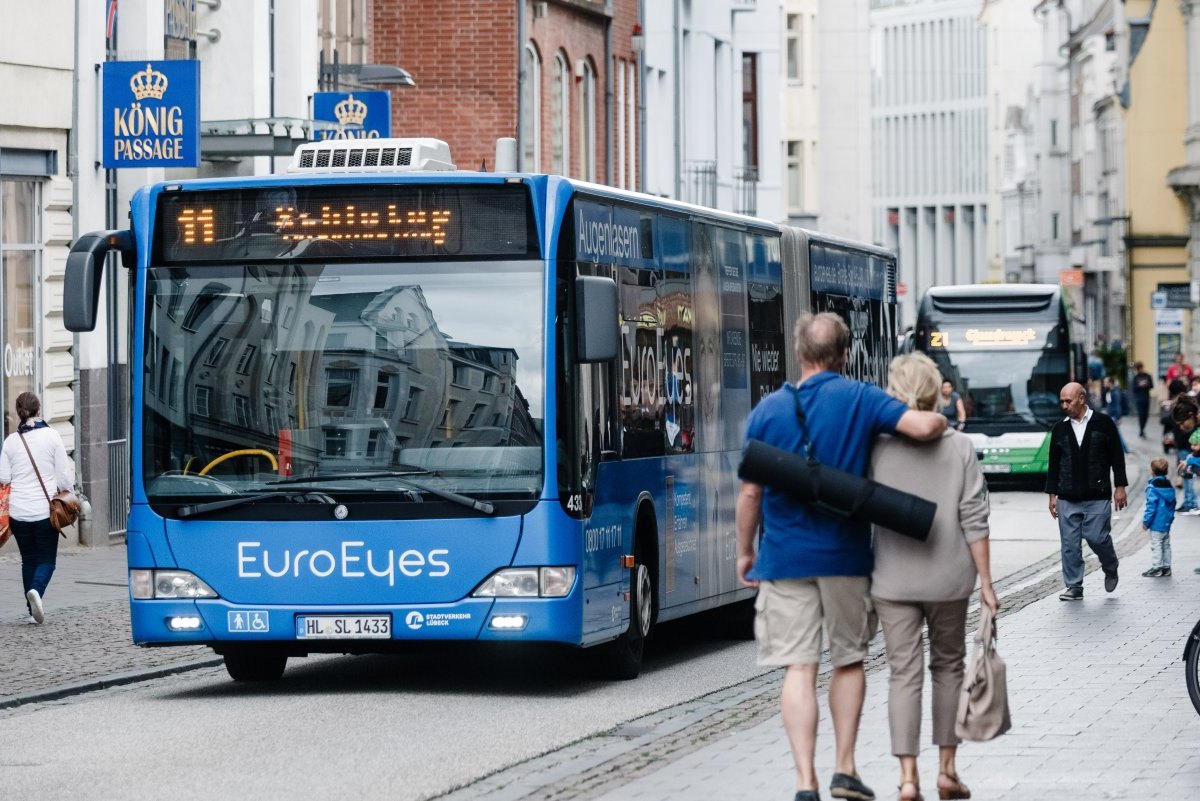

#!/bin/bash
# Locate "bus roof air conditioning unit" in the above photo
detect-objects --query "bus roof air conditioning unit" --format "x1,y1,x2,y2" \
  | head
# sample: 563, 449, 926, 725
289, 138, 456, 173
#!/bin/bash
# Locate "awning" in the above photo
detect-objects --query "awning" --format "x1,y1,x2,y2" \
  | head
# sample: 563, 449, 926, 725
200, 117, 340, 160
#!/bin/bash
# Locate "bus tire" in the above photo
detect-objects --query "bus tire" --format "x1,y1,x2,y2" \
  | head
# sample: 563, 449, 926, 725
223, 649, 288, 682
598, 526, 657, 680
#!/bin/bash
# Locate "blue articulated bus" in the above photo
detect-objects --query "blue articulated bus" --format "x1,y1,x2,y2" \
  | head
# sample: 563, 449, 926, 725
66, 138, 897, 681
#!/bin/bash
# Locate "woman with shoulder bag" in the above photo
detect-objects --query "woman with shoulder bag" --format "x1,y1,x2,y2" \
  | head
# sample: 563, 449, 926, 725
0, 392, 77, 624
870, 354, 999, 801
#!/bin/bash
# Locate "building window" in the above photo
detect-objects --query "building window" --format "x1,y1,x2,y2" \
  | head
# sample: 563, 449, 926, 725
616, 60, 627, 188
787, 14, 803, 82
366, 429, 383, 458
326, 368, 356, 407
1051, 212, 1059, 240
204, 337, 228, 366
522, 43, 541, 171
235, 344, 256, 375
374, 371, 394, 409
1050, 119, 1058, 148
233, 394, 251, 428
581, 60, 597, 182
324, 427, 347, 456
0, 178, 41, 437
194, 386, 211, 417
402, 386, 422, 419
742, 53, 759, 169
551, 53, 571, 175
787, 141, 804, 213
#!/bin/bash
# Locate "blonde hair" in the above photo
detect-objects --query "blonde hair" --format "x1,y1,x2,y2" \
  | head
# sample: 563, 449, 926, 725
1151, 457, 1170, 476
887, 352, 942, 412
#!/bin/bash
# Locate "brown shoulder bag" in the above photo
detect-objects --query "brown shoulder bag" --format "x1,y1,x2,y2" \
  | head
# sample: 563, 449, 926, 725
18, 431, 79, 535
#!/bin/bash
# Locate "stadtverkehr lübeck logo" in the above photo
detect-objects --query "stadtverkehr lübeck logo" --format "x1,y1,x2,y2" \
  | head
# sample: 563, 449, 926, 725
103, 60, 200, 168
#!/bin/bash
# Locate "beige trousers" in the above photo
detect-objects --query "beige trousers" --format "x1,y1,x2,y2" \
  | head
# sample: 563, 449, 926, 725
873, 596, 969, 756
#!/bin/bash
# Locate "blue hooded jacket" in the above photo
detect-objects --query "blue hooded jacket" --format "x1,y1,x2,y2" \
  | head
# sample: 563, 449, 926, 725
1144, 476, 1176, 533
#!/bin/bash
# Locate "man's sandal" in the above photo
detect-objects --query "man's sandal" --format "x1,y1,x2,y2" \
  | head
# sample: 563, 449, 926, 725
936, 773, 970, 800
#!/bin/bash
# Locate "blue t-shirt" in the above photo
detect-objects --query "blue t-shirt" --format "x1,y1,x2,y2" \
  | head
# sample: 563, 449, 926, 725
743, 371, 908, 580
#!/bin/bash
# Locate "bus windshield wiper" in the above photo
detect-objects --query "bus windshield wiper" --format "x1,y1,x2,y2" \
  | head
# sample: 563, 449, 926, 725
177, 488, 338, 519
264, 471, 495, 515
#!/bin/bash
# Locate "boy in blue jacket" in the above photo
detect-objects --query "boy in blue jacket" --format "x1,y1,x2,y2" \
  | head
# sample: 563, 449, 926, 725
1143, 457, 1176, 577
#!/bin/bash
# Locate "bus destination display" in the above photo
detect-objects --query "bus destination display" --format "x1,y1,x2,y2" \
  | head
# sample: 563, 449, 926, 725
155, 184, 535, 263
926, 324, 1053, 351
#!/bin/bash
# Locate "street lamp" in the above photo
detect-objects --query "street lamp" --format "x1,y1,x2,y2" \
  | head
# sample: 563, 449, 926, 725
319, 51, 416, 92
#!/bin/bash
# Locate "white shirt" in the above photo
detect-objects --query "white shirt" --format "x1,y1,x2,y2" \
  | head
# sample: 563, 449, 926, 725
1068, 407, 1093, 447
0, 424, 74, 522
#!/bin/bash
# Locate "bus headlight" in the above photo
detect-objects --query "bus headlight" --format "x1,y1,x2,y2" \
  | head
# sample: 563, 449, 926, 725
472, 567, 576, 598
130, 569, 218, 600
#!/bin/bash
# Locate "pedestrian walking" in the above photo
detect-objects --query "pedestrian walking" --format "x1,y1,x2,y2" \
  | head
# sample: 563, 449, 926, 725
1131, 362, 1153, 438
0, 392, 74, 624
1166, 351, 1194, 385
1087, 349, 1105, 401
938, 380, 966, 431
1046, 382, 1126, 601
1177, 432, 1200, 516
869, 353, 997, 801
736, 312, 947, 801
1142, 457, 1177, 577
1102, 376, 1129, 453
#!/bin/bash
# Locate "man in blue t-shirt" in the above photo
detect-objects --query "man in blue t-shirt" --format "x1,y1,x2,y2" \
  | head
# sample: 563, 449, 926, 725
736, 312, 947, 801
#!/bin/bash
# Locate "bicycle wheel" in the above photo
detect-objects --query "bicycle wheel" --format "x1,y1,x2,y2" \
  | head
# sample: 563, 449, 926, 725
1186, 627, 1200, 716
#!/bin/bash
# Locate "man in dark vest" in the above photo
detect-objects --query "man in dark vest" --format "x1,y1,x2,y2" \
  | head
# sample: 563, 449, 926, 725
1046, 382, 1127, 600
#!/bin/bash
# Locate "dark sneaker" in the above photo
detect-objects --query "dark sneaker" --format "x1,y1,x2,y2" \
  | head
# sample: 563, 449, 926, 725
1142, 567, 1163, 577
1104, 568, 1119, 593
830, 773, 874, 801
795, 792, 821, 801
1059, 586, 1083, 601
1160, 567, 1173, 577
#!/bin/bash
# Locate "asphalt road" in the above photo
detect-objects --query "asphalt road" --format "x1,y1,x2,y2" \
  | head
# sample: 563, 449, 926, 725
0, 478, 1099, 801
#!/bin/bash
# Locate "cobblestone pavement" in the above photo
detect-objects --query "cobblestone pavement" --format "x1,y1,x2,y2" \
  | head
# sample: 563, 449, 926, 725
0, 544, 217, 707
439, 423, 1200, 801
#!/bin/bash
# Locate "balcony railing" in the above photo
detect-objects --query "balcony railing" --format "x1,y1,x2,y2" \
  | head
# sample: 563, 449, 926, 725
683, 160, 716, 208
734, 166, 758, 216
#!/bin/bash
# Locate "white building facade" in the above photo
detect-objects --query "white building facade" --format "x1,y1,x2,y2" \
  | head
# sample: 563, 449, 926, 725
870, 0, 989, 326
641, 0, 783, 220
0, 1, 76, 519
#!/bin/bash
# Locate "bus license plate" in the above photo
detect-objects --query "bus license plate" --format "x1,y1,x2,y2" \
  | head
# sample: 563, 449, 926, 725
981, 464, 1011, 474
297, 615, 391, 639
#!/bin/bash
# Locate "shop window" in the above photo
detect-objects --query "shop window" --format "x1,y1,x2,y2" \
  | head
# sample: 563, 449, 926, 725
0, 178, 41, 435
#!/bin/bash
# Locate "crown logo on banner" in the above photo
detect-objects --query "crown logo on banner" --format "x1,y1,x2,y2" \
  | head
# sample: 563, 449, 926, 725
334, 94, 369, 126
130, 63, 169, 100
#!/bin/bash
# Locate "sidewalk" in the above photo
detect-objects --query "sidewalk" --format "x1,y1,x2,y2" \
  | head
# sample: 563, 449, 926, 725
0, 541, 217, 707
441, 415, 1199, 801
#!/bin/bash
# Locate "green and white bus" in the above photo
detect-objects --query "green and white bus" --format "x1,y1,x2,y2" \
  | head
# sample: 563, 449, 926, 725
914, 284, 1078, 478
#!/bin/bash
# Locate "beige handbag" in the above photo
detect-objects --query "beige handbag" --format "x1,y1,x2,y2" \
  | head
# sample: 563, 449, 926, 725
955, 606, 1012, 741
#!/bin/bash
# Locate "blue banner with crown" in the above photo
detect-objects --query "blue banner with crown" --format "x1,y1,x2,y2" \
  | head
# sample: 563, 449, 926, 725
102, 60, 200, 168
312, 91, 392, 141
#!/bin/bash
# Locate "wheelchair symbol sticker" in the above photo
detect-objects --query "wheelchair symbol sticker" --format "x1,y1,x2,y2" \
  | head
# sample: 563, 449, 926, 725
228, 611, 270, 633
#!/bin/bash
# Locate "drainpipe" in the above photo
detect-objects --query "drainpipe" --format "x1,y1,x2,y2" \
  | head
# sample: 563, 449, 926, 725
269, 0, 276, 173
517, 0, 525, 167
674, 0, 682, 199
637, 0, 646, 193
605, 1, 614, 186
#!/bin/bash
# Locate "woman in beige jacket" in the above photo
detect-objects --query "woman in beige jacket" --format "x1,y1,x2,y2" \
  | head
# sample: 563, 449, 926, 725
870, 353, 998, 801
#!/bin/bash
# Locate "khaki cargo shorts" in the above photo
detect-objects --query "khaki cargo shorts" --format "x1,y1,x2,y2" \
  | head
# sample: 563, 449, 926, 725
754, 576, 876, 667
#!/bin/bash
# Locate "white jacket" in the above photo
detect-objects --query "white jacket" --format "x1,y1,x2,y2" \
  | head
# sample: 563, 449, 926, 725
0, 424, 74, 522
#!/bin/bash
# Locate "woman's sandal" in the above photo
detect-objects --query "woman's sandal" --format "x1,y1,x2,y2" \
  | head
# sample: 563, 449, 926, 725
898, 780, 924, 801
936, 772, 971, 800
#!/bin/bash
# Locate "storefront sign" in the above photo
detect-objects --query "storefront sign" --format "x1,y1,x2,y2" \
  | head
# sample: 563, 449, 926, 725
312, 91, 392, 141
102, 60, 200, 168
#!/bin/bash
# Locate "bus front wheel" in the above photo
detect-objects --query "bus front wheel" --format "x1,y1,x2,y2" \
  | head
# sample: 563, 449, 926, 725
598, 559, 654, 680
223, 649, 288, 682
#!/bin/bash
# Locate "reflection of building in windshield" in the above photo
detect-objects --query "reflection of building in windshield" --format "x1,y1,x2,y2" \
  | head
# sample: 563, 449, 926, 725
143, 272, 542, 483
931, 347, 1069, 430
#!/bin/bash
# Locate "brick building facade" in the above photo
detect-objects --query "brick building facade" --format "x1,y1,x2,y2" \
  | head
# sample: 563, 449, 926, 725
373, 0, 639, 188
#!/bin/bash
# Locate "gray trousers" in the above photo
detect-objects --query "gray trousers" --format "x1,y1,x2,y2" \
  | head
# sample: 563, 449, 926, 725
874, 597, 969, 756
1056, 497, 1120, 589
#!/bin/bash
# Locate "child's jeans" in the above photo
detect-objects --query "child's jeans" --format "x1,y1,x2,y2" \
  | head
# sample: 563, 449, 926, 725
1184, 476, 1196, 510
1150, 529, 1172, 570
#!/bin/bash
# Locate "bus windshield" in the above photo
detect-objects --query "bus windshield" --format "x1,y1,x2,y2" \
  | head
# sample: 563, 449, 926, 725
928, 346, 1069, 430
141, 259, 545, 513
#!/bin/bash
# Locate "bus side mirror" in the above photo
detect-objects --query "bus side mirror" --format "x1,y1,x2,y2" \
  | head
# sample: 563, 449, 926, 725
575, 276, 619, 363
64, 230, 135, 332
